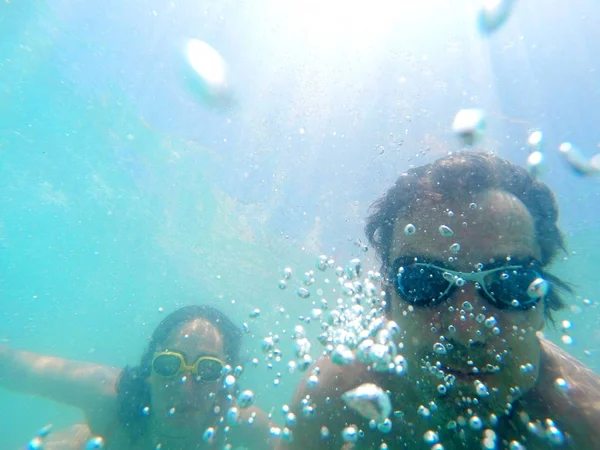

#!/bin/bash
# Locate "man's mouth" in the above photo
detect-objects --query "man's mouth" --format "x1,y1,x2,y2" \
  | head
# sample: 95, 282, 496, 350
442, 364, 499, 380
444, 366, 483, 378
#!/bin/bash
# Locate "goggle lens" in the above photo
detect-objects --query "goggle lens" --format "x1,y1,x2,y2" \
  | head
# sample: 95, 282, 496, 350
485, 267, 542, 309
152, 353, 183, 377
397, 264, 451, 304
197, 359, 224, 382
394, 258, 546, 310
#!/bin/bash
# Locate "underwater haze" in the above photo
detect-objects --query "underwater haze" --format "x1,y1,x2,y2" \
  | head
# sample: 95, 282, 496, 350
1, 0, 600, 448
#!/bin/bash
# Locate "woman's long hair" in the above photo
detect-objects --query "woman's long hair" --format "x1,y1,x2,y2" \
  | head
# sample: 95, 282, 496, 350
115, 305, 242, 442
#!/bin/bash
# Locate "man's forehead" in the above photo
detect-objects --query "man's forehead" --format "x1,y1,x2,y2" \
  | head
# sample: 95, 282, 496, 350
389, 190, 540, 264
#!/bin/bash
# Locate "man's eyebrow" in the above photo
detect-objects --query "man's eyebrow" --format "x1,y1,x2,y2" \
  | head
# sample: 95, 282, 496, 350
392, 254, 436, 264
487, 254, 536, 264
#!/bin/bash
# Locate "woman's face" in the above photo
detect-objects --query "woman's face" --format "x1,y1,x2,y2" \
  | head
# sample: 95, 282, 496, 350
149, 318, 226, 431
387, 189, 546, 417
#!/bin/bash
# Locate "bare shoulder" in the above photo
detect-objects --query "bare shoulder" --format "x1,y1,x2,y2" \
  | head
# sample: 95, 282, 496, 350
280, 355, 376, 450
539, 338, 600, 404
534, 338, 600, 446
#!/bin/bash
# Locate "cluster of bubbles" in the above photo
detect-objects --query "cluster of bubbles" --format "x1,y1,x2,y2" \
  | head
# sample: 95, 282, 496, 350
525, 131, 600, 178
452, 107, 600, 180
265, 404, 298, 444
518, 412, 566, 446
445, 4, 600, 180
267, 256, 404, 431
452, 111, 600, 179
451, 2, 516, 144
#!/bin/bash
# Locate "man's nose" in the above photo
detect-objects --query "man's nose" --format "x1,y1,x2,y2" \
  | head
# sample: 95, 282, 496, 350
440, 283, 490, 346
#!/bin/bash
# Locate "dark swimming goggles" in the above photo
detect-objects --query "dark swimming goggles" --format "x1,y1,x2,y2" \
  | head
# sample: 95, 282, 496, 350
152, 351, 225, 382
391, 256, 547, 310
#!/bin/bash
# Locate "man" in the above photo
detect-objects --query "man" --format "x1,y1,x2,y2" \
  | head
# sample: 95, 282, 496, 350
281, 152, 600, 449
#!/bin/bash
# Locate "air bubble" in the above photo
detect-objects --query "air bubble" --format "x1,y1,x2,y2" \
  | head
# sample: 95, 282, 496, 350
238, 390, 255, 408
474, 381, 490, 397
377, 418, 392, 434
417, 405, 431, 418
85, 437, 105, 450
527, 278, 549, 298
478, 0, 515, 35
316, 255, 328, 271
404, 223, 417, 235
341, 426, 358, 443
527, 151, 545, 177
469, 415, 483, 430
202, 427, 215, 443
561, 335, 573, 345
439, 225, 454, 237
546, 426, 565, 445
306, 375, 319, 389
452, 108, 486, 146
331, 345, 355, 365
433, 343, 447, 355
554, 378, 569, 394
423, 430, 439, 445
484, 317, 497, 328
285, 412, 297, 428
227, 407, 240, 426
296, 287, 310, 299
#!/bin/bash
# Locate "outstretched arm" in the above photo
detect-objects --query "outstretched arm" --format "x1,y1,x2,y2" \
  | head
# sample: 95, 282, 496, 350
28, 424, 93, 450
0, 344, 119, 418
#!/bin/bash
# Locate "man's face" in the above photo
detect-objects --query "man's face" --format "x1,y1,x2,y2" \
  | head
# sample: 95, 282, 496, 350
387, 189, 545, 416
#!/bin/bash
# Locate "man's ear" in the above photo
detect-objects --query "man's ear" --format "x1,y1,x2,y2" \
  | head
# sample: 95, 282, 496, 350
536, 314, 546, 331
535, 303, 546, 331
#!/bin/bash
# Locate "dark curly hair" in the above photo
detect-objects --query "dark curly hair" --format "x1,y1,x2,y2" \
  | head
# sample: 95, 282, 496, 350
364, 151, 572, 321
115, 305, 242, 442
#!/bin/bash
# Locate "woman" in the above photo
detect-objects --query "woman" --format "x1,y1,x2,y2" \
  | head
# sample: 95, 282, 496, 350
1, 305, 272, 449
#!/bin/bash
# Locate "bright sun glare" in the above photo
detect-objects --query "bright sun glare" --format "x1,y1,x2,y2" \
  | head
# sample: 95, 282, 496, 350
279, 0, 424, 48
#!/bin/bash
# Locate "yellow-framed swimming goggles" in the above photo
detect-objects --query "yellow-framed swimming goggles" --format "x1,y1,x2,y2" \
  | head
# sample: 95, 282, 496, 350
151, 351, 225, 382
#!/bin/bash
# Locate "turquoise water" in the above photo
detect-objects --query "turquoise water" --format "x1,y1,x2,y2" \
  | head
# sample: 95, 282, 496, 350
2, 1, 600, 448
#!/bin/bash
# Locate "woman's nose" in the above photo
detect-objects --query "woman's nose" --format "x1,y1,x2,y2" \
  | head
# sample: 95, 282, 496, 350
179, 372, 198, 388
